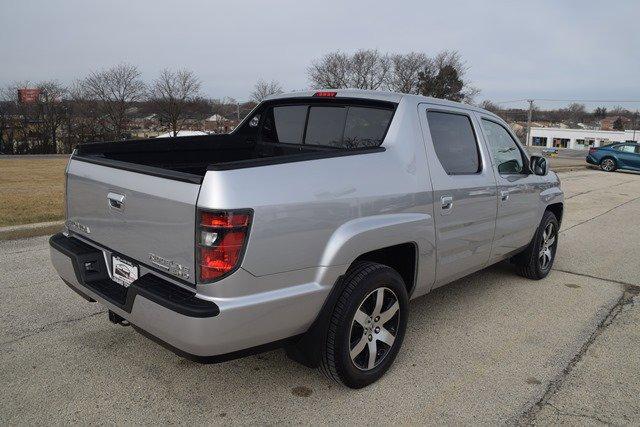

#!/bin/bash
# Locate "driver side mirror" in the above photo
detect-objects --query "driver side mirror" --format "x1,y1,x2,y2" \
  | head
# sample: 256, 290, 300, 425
530, 155, 548, 176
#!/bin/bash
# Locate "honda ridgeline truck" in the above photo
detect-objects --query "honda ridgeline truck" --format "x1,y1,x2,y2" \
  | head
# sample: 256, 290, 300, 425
50, 90, 563, 388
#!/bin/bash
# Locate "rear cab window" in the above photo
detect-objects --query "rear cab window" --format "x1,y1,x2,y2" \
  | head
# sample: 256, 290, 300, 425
254, 99, 396, 149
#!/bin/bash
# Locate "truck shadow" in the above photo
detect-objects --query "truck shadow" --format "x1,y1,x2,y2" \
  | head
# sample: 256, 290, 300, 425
25, 258, 580, 422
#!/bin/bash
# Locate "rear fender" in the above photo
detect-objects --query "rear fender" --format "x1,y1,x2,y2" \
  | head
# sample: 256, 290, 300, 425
318, 213, 431, 269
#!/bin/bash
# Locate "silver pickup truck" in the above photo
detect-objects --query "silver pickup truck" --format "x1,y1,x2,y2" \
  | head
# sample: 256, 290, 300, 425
50, 89, 563, 388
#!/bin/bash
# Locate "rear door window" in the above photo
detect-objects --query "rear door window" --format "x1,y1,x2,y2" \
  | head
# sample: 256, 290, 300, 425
426, 111, 480, 174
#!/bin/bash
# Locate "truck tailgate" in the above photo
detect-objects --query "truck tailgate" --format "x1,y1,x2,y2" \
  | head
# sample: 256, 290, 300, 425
65, 158, 200, 284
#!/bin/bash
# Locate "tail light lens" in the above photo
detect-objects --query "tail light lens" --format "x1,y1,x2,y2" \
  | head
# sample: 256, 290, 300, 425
197, 210, 252, 283
589, 147, 597, 154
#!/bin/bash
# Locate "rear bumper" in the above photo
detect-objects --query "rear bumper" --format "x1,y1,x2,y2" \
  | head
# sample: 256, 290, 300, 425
49, 233, 329, 360
586, 155, 598, 165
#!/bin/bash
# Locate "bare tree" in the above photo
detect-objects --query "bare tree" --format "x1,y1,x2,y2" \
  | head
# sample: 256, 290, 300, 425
307, 49, 389, 90
350, 49, 390, 90
479, 100, 501, 113
35, 81, 68, 152
308, 52, 351, 89
251, 79, 283, 103
563, 102, 586, 125
387, 52, 431, 94
77, 63, 146, 139
309, 49, 478, 100
149, 68, 202, 137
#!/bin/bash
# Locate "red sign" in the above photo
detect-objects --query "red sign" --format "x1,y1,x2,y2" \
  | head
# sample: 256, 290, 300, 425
18, 88, 40, 104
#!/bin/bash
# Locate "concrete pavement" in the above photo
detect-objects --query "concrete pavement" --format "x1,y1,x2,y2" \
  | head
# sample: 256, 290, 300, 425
1, 169, 639, 424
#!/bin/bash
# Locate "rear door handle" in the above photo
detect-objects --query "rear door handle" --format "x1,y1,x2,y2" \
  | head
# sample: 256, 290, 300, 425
441, 195, 453, 213
107, 192, 126, 211
500, 190, 510, 201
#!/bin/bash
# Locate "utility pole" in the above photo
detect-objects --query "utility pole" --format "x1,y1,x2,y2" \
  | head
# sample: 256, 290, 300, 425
633, 110, 638, 142
525, 99, 534, 146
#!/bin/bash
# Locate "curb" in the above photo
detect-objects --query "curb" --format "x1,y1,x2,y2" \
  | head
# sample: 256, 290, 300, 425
0, 220, 64, 241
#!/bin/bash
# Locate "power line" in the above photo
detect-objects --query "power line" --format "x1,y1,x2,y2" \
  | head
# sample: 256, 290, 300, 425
495, 98, 640, 104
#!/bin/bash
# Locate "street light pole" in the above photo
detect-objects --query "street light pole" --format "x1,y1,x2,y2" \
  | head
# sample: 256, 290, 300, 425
525, 99, 534, 146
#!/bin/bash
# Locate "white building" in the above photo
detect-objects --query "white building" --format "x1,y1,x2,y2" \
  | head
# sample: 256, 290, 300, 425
529, 127, 639, 150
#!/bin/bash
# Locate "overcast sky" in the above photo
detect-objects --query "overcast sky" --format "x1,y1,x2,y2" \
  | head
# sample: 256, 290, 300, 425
2, 0, 639, 109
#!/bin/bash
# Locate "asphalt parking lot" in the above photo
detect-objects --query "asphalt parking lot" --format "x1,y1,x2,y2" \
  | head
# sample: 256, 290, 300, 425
1, 168, 639, 424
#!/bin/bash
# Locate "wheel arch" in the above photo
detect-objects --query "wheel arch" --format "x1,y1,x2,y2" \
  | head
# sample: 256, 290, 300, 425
546, 202, 564, 226
286, 242, 418, 368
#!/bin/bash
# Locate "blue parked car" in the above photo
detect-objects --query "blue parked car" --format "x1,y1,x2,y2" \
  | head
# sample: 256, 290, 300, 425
586, 143, 640, 172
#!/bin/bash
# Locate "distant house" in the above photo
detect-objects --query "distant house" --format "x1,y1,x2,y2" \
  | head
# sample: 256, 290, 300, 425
206, 114, 227, 122
156, 130, 208, 138
203, 114, 238, 133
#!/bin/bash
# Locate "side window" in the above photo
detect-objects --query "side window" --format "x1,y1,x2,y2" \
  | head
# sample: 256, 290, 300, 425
615, 145, 636, 153
481, 119, 526, 175
426, 111, 480, 175
262, 105, 307, 143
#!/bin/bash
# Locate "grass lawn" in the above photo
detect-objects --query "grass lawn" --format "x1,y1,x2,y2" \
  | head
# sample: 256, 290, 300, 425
0, 157, 68, 227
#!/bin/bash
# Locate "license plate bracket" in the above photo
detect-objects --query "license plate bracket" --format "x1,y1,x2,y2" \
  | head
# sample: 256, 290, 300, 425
112, 255, 139, 287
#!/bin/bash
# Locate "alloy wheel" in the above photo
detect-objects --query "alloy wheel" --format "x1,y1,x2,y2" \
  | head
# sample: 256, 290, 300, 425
538, 222, 556, 270
602, 159, 615, 171
348, 287, 400, 371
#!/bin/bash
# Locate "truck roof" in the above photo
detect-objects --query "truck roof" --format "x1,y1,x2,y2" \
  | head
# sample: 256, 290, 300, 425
265, 89, 499, 118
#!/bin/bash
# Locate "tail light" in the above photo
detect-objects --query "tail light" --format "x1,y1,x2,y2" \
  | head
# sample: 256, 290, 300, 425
588, 147, 597, 154
197, 210, 252, 283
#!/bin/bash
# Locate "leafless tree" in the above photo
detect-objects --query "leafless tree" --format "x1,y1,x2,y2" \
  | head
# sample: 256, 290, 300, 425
149, 68, 202, 137
35, 81, 68, 152
308, 52, 351, 89
68, 81, 108, 144
349, 50, 390, 90
308, 50, 390, 90
387, 52, 431, 94
77, 63, 146, 139
251, 79, 283, 102
479, 100, 501, 114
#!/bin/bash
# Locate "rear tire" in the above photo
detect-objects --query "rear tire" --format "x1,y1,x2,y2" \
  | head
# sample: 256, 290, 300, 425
320, 262, 408, 389
514, 211, 559, 280
600, 157, 617, 172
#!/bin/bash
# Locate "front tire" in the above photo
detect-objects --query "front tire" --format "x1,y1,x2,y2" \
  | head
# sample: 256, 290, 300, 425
514, 211, 559, 280
320, 262, 408, 389
600, 157, 617, 172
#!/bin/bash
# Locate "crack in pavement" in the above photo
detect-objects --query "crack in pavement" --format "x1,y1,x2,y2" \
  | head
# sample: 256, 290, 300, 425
560, 196, 640, 235
545, 402, 613, 425
552, 268, 639, 289
564, 179, 637, 200
0, 310, 106, 348
516, 286, 639, 425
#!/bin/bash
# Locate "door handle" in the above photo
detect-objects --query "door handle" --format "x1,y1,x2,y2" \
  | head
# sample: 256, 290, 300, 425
441, 195, 453, 213
500, 190, 510, 202
107, 192, 126, 211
